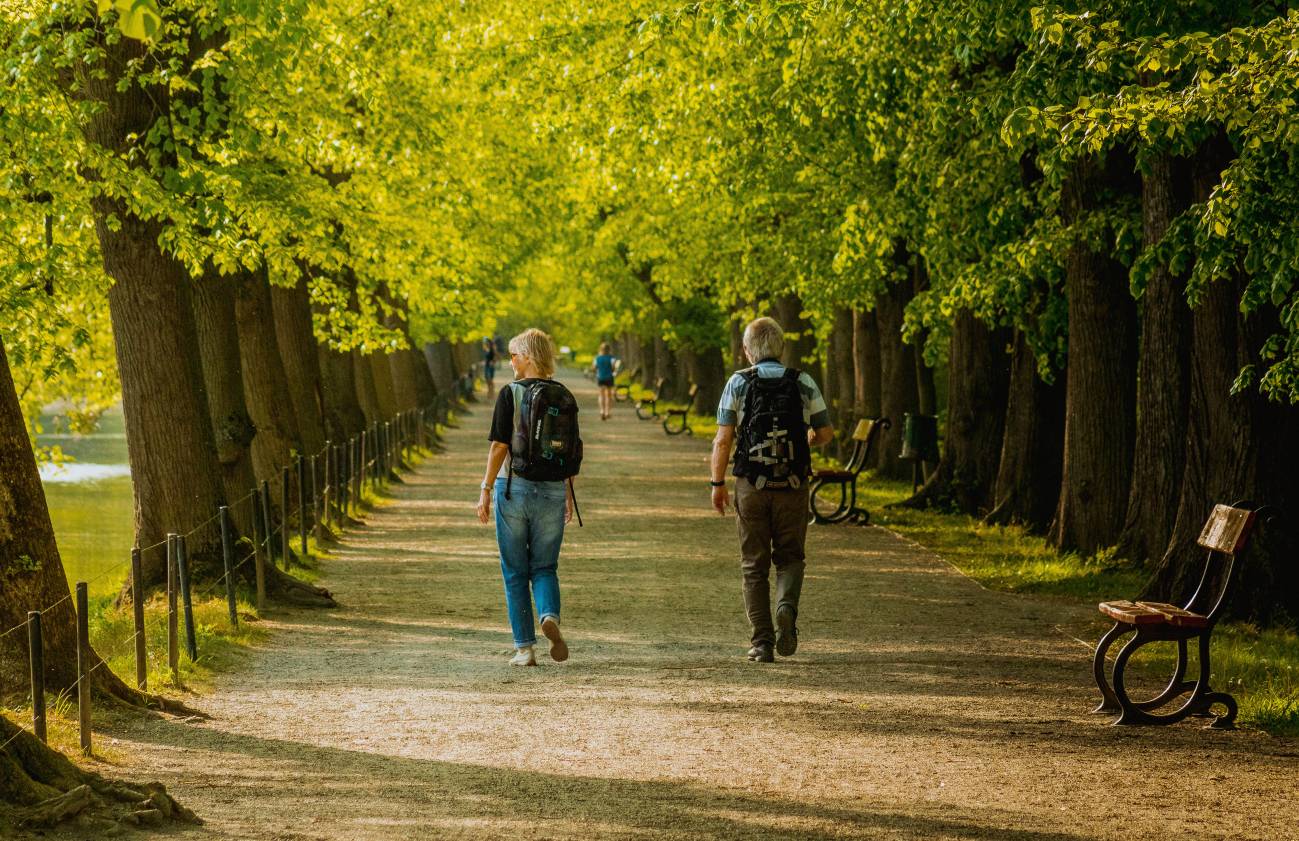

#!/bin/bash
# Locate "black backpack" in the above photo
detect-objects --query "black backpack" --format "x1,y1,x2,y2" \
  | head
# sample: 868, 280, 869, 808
732, 368, 811, 489
506, 380, 584, 525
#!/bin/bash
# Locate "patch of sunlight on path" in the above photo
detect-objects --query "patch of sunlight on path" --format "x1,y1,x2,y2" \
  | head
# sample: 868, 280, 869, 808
110, 375, 1299, 841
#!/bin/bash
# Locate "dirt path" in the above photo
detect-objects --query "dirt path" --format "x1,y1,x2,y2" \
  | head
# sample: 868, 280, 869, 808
108, 375, 1297, 840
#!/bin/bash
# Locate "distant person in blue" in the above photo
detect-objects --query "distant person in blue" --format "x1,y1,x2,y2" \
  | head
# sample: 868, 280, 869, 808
591, 342, 619, 421
481, 337, 498, 392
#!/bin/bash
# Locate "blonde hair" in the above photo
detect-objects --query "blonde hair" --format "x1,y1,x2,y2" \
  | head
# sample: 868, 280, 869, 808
509, 328, 557, 378
598, 341, 611, 355
743, 317, 786, 362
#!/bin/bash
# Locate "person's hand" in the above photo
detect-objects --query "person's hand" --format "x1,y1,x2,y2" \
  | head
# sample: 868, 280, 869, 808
565, 487, 575, 524
711, 484, 730, 515
476, 488, 492, 524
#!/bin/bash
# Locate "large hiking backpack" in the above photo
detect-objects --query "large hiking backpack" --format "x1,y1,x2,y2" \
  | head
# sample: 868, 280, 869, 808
508, 380, 583, 483
732, 367, 811, 489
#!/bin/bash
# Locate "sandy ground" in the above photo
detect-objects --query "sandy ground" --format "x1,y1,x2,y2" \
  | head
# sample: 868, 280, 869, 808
97, 375, 1297, 841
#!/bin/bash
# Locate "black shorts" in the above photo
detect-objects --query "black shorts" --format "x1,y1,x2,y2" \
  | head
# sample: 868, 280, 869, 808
597, 377, 615, 388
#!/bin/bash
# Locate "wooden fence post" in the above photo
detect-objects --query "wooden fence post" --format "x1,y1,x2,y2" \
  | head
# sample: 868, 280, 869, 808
251, 488, 266, 613
166, 534, 179, 686
177, 535, 197, 662
131, 546, 146, 689
28, 611, 45, 743
219, 505, 238, 628
296, 454, 308, 558
75, 582, 91, 756
280, 466, 292, 570
259, 479, 274, 569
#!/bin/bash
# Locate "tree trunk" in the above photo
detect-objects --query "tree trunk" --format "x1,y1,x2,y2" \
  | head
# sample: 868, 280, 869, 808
984, 331, 1065, 531
911, 262, 938, 417
901, 310, 1011, 513
423, 340, 458, 397
654, 336, 685, 401
0, 340, 164, 708
318, 344, 366, 442
640, 335, 658, 388
191, 267, 259, 538
853, 308, 882, 420
686, 344, 727, 415
354, 351, 384, 427
409, 348, 439, 409
270, 274, 327, 457
1145, 138, 1299, 623
235, 266, 302, 491
1116, 152, 1192, 564
729, 316, 746, 370
874, 276, 920, 478
772, 293, 823, 386
369, 353, 400, 419
1048, 154, 1139, 555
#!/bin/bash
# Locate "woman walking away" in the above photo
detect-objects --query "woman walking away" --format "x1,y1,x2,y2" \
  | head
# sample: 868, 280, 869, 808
481, 337, 498, 393
476, 328, 583, 666
592, 341, 619, 420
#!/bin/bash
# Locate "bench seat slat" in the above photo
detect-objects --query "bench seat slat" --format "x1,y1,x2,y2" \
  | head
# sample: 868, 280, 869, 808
1098, 600, 1170, 625
1136, 601, 1210, 628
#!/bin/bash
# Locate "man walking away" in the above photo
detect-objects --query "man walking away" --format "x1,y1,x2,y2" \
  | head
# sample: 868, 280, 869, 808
710, 317, 834, 663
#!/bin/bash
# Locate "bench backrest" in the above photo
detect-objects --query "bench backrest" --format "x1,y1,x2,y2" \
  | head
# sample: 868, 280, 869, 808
653, 377, 666, 397
685, 384, 699, 407
845, 417, 890, 475
1196, 505, 1255, 555
1186, 504, 1259, 620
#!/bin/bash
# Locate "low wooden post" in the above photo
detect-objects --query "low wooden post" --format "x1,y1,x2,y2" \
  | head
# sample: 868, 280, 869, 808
280, 466, 292, 570
349, 437, 359, 516
131, 546, 147, 689
251, 488, 266, 613
337, 441, 348, 519
166, 534, 179, 687
321, 439, 332, 532
219, 505, 238, 628
28, 611, 46, 743
296, 454, 308, 558
259, 480, 274, 569
177, 535, 197, 662
75, 582, 91, 756
310, 452, 321, 538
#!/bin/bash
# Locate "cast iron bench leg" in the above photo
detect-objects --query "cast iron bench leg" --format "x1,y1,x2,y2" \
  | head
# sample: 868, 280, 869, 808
1092, 622, 1126, 714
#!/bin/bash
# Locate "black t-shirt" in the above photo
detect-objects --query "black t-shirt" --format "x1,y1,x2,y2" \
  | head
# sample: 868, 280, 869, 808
488, 379, 547, 445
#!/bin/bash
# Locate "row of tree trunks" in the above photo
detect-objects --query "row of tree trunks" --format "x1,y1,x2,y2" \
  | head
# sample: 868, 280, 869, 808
901, 310, 1011, 513
236, 266, 303, 491
354, 351, 385, 427
772, 293, 824, 387
424, 340, 458, 397
853, 308, 883, 422
271, 275, 328, 457
984, 332, 1065, 530
874, 264, 920, 479
1048, 153, 1139, 555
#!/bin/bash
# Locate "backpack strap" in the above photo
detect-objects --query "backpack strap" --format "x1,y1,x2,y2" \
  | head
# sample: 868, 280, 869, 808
506, 382, 525, 500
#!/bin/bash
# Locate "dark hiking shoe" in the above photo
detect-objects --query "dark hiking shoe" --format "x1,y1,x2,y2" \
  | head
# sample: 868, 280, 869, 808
747, 643, 774, 663
775, 605, 798, 657
540, 616, 569, 663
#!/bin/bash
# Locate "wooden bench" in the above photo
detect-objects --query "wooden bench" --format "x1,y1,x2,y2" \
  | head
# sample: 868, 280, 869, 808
662, 384, 699, 436
1092, 503, 1271, 728
808, 418, 890, 525
635, 377, 667, 420
613, 366, 642, 403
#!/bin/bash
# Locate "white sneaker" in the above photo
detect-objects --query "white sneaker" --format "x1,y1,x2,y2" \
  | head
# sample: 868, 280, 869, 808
540, 616, 569, 663
509, 647, 536, 667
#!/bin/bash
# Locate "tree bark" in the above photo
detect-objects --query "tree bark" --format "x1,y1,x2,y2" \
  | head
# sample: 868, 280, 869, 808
354, 351, 384, 427
984, 331, 1065, 530
685, 344, 727, 415
270, 274, 327, 457
423, 341, 458, 398
911, 262, 938, 418
236, 266, 303, 492
853, 308, 882, 421
318, 344, 366, 441
191, 267, 259, 537
369, 353, 400, 420
1116, 152, 1192, 564
1048, 154, 1139, 555
1145, 138, 1299, 623
874, 276, 920, 478
901, 310, 1011, 513
640, 335, 658, 389
772, 293, 823, 386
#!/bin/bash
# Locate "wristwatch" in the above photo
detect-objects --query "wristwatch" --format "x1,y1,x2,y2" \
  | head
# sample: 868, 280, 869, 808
480, 482, 491, 491
709, 480, 726, 487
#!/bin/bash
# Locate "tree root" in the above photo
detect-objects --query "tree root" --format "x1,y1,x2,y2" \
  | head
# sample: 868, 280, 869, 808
2, 720, 201, 834
265, 565, 336, 607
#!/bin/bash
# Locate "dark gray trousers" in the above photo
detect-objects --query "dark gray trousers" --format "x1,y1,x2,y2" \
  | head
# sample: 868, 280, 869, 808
735, 480, 809, 646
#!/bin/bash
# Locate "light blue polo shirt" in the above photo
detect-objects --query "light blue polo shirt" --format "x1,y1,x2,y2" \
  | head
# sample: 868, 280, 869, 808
716, 360, 831, 429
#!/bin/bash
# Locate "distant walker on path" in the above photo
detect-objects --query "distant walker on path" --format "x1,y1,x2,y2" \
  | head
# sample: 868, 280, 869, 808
592, 342, 619, 421
710, 317, 834, 663
476, 328, 582, 666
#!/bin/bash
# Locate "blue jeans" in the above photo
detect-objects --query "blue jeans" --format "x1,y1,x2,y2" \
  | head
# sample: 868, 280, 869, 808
494, 476, 566, 647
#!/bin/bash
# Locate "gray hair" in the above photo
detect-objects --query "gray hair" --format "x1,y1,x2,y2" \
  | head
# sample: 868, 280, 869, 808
743, 317, 785, 363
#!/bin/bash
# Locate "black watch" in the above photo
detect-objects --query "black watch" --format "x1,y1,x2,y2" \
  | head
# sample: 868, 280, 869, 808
709, 480, 726, 487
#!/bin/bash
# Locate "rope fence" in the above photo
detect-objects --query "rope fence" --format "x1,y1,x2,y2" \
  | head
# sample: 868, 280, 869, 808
3, 393, 459, 756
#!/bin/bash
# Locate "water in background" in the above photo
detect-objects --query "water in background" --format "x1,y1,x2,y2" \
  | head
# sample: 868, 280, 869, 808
38, 409, 135, 598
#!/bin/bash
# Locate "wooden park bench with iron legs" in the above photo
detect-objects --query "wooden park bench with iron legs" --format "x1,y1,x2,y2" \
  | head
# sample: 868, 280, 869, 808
1092, 502, 1274, 729
635, 377, 667, 420
613, 365, 642, 403
662, 384, 699, 436
807, 418, 890, 525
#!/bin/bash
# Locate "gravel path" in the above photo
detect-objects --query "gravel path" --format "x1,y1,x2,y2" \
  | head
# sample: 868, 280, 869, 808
108, 375, 1298, 840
